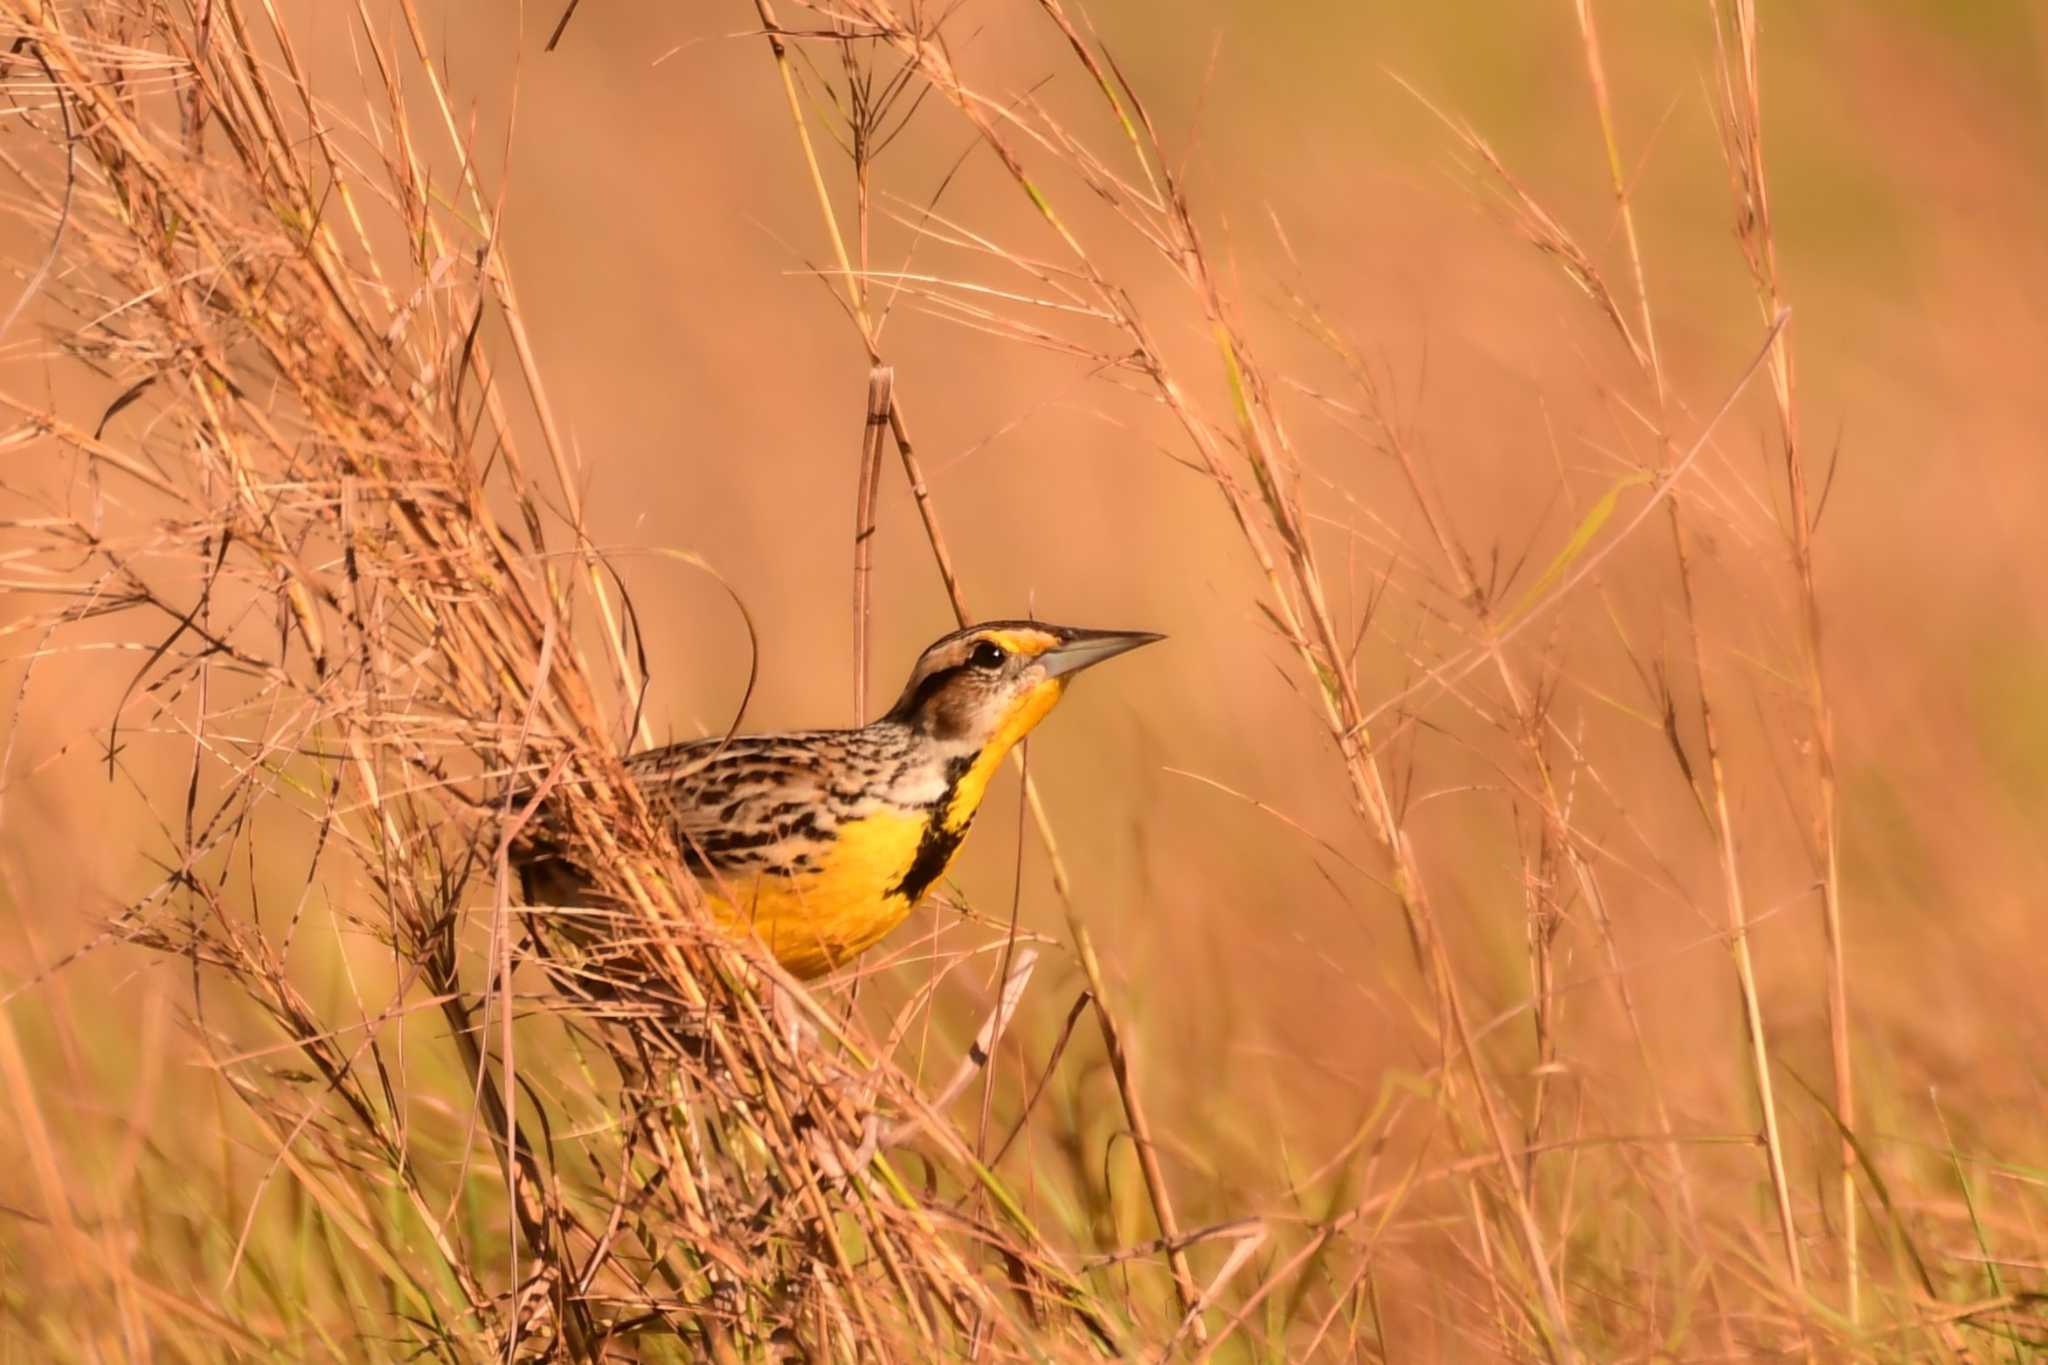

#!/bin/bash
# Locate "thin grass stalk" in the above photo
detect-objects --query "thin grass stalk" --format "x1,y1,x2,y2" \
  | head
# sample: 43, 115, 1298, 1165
1561, 3, 1744, 1347
755, 0, 876, 350
1711, 0, 1856, 1322
853, 365, 892, 719
1572, 0, 1664, 407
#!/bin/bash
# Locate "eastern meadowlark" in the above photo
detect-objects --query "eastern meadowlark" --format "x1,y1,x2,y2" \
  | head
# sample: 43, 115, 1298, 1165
516, 621, 1160, 979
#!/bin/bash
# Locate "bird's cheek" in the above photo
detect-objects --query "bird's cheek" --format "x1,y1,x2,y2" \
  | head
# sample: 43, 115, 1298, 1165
927, 692, 979, 742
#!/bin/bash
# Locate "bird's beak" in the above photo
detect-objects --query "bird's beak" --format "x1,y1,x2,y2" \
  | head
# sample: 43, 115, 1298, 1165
1038, 629, 1165, 679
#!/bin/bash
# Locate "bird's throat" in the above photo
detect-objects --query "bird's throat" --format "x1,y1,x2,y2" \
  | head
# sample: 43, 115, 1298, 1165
883, 678, 1069, 907
941, 677, 1065, 832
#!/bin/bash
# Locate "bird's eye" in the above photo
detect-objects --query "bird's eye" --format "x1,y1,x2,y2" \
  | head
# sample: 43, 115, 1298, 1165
968, 640, 1007, 670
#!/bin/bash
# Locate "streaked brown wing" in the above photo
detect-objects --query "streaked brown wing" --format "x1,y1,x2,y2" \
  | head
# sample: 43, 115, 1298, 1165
626, 734, 846, 877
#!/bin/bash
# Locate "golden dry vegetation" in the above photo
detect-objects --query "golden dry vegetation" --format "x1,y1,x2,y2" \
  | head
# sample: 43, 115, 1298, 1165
1, 1, 2045, 1360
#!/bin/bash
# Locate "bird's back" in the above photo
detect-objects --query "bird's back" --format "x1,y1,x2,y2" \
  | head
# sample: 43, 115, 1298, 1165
627, 725, 929, 871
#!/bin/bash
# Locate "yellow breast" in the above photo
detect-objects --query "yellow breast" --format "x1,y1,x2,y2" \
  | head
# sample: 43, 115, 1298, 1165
703, 807, 940, 979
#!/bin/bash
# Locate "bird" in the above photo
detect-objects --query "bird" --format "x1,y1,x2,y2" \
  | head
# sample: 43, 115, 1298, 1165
516, 620, 1161, 979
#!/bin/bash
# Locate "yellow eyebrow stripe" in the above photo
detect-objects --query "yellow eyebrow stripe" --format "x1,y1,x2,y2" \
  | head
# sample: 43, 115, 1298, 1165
984, 627, 1060, 657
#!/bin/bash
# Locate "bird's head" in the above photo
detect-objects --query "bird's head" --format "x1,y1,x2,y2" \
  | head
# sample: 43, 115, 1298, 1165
882, 621, 1162, 756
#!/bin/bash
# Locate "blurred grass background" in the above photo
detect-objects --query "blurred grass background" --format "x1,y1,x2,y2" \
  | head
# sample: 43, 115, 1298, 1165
3, 0, 2047, 1358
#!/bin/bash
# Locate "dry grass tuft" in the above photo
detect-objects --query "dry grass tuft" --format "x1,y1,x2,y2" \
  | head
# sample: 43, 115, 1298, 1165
0, 1, 1126, 1357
